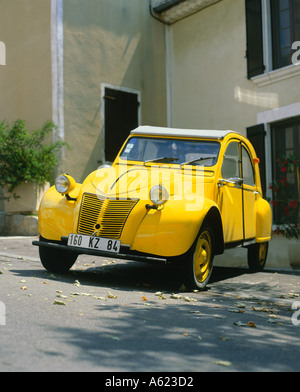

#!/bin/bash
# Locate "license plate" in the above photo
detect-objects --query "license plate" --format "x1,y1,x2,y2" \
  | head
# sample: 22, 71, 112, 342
67, 234, 120, 253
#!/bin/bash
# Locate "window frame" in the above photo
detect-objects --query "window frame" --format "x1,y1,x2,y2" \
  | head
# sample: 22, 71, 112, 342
257, 103, 300, 227
246, 0, 300, 85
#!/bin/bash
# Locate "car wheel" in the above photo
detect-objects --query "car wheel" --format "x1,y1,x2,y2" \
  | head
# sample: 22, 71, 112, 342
39, 244, 78, 273
247, 242, 268, 272
184, 225, 214, 290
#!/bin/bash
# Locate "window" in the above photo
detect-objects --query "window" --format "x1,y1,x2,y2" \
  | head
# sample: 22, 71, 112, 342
222, 142, 240, 179
103, 87, 140, 162
271, 0, 300, 70
245, 0, 300, 78
271, 117, 300, 223
119, 137, 221, 166
242, 145, 255, 186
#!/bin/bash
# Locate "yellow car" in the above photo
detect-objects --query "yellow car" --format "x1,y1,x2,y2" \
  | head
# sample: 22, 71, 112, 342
33, 126, 272, 289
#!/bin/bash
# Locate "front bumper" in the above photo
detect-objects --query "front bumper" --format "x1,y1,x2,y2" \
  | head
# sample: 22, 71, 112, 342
32, 238, 168, 265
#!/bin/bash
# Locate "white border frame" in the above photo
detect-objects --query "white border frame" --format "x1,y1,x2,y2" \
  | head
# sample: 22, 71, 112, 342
101, 83, 141, 164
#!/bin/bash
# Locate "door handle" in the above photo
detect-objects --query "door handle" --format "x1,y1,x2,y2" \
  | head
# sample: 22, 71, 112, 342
218, 178, 243, 187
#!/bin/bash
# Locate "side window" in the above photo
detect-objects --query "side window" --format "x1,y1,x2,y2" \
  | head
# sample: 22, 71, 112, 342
242, 145, 255, 186
221, 142, 240, 179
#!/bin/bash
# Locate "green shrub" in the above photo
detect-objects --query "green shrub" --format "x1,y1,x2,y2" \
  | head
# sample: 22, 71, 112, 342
0, 119, 68, 193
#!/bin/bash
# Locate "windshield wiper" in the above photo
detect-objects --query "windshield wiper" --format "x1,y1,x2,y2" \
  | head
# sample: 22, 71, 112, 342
144, 156, 179, 165
180, 156, 216, 167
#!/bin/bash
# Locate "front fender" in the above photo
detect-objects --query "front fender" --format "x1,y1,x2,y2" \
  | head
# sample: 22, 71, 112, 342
131, 198, 220, 257
38, 185, 81, 241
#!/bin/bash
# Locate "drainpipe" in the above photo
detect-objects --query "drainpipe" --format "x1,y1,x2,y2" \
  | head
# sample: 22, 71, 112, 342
149, 0, 172, 127
51, 0, 65, 170
165, 25, 172, 128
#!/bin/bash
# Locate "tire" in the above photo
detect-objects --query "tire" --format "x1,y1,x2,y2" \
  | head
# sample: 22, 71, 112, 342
247, 242, 268, 272
184, 225, 214, 290
39, 244, 78, 273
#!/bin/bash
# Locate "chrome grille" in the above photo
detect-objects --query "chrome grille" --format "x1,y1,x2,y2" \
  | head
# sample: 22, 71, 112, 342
77, 193, 138, 239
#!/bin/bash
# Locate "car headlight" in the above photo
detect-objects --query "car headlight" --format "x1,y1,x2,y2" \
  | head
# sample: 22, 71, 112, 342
55, 174, 76, 195
149, 185, 169, 206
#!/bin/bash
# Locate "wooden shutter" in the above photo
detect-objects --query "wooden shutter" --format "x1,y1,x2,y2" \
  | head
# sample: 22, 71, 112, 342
247, 124, 266, 195
245, 0, 265, 78
104, 88, 139, 162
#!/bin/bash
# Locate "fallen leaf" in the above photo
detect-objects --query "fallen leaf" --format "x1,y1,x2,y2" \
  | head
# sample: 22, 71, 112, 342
73, 280, 81, 287
53, 300, 66, 306
235, 302, 246, 308
234, 321, 247, 327
183, 296, 197, 302
213, 360, 232, 367
288, 292, 299, 298
56, 294, 68, 299
142, 296, 148, 301
247, 321, 257, 328
20, 286, 27, 290
170, 293, 181, 299
214, 314, 227, 319
229, 308, 242, 313
107, 291, 117, 299
155, 291, 164, 296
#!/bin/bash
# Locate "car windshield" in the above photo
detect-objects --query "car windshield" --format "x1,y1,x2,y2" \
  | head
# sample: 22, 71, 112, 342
119, 137, 220, 167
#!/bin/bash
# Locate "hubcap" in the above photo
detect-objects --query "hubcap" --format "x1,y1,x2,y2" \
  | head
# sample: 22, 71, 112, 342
194, 231, 212, 284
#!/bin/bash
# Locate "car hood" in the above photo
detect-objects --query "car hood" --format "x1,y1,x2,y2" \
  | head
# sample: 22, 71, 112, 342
87, 164, 206, 201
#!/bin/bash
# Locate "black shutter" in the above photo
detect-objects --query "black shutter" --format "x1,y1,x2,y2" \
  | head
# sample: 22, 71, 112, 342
104, 88, 139, 162
247, 124, 267, 195
245, 0, 265, 78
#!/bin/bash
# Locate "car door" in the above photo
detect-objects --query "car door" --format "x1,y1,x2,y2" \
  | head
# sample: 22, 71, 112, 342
241, 144, 256, 241
217, 141, 244, 244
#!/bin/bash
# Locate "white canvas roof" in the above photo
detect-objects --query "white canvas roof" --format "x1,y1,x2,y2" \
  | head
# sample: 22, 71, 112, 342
131, 126, 237, 140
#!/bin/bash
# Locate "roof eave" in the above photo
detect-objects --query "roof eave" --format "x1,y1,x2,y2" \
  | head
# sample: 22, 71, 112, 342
153, 0, 223, 25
